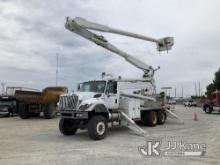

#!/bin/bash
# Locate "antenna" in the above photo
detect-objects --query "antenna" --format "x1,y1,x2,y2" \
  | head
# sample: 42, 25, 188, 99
56, 53, 59, 86
1, 82, 5, 94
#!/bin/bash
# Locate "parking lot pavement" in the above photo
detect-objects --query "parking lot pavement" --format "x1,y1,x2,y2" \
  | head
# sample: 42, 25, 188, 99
0, 105, 219, 165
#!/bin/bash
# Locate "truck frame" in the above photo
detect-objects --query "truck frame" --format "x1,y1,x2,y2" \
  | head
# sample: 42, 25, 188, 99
58, 17, 182, 140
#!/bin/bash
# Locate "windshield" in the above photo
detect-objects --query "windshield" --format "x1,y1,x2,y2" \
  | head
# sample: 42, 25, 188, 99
79, 81, 106, 93
0, 101, 14, 106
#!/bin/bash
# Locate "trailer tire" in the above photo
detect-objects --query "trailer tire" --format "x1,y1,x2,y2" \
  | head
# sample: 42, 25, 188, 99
59, 118, 78, 135
142, 111, 157, 127
43, 103, 56, 119
88, 115, 107, 140
19, 103, 30, 119
157, 111, 166, 125
30, 112, 40, 117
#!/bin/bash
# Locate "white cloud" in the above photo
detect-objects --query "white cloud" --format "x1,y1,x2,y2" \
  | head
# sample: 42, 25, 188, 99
0, 0, 219, 96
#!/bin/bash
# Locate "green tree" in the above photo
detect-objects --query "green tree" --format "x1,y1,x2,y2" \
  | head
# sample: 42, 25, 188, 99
206, 67, 220, 96
206, 83, 216, 97
159, 91, 165, 98
213, 68, 220, 90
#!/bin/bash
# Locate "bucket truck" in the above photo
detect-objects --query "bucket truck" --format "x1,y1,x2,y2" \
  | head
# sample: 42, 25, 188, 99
58, 17, 182, 140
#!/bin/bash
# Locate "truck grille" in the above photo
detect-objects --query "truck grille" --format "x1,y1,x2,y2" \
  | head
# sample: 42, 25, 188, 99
59, 94, 78, 110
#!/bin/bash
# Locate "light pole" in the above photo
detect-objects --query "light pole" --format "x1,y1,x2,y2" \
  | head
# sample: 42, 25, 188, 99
56, 53, 59, 86
1, 82, 5, 94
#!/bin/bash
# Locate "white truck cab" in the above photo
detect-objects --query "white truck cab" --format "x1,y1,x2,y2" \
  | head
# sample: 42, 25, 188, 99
59, 76, 168, 140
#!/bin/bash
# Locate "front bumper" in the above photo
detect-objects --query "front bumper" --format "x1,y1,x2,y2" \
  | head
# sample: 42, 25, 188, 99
0, 111, 9, 115
60, 110, 88, 119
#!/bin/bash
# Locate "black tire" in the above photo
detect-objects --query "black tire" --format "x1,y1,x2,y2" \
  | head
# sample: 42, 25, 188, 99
142, 111, 157, 127
30, 112, 41, 117
157, 110, 166, 125
59, 118, 78, 135
19, 103, 30, 119
88, 115, 107, 140
43, 103, 56, 119
205, 106, 212, 114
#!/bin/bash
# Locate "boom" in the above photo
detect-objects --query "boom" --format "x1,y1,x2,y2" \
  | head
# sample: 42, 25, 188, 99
65, 17, 174, 80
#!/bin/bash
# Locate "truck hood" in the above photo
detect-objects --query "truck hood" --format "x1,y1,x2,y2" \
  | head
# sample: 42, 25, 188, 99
72, 92, 105, 110
72, 92, 101, 101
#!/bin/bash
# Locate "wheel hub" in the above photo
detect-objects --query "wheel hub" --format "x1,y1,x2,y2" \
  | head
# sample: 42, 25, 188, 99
161, 114, 165, 122
96, 122, 105, 135
152, 115, 157, 124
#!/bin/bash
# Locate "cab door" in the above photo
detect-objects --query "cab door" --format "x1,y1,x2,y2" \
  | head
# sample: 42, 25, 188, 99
104, 81, 119, 109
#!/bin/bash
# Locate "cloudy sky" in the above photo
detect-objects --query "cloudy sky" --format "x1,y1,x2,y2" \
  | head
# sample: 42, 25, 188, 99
0, 0, 220, 97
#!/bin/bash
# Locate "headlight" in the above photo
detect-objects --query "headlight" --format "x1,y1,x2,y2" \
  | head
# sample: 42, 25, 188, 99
79, 103, 92, 110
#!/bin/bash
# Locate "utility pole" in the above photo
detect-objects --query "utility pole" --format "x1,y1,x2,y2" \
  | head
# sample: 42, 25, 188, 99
181, 86, 183, 98
1, 82, 5, 95
175, 88, 176, 98
56, 53, 59, 86
195, 82, 197, 96
199, 82, 201, 97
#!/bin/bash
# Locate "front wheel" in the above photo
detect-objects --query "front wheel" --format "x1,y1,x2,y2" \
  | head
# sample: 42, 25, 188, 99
43, 103, 56, 119
59, 118, 78, 135
88, 116, 107, 140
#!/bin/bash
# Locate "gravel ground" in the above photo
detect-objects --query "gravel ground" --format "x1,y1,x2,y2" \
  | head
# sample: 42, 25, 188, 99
0, 105, 219, 165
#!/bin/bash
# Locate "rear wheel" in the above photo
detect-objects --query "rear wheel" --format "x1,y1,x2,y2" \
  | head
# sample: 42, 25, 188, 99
88, 115, 107, 140
30, 112, 41, 117
157, 110, 166, 125
142, 111, 157, 127
59, 118, 78, 135
19, 103, 30, 119
43, 103, 56, 119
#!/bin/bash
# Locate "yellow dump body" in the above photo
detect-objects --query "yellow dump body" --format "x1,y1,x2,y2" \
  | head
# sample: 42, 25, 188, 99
41, 87, 68, 104
15, 86, 68, 105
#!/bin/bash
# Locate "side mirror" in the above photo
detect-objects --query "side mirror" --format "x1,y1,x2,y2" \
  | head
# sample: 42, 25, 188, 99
106, 89, 110, 97
77, 84, 80, 91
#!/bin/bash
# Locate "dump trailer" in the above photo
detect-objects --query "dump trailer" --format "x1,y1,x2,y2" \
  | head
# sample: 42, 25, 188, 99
203, 91, 220, 114
15, 86, 68, 119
